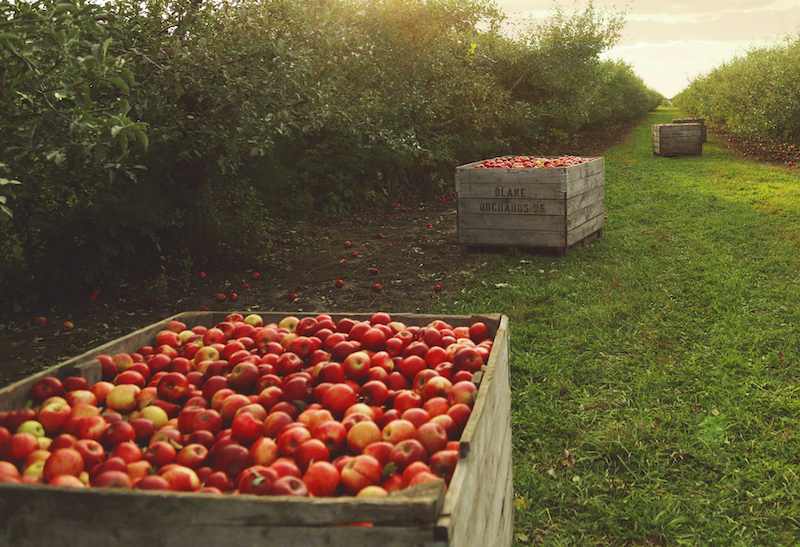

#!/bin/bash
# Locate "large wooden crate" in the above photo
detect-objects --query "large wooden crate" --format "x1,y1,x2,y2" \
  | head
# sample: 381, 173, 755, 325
0, 312, 513, 547
652, 123, 703, 156
672, 118, 707, 142
455, 157, 605, 254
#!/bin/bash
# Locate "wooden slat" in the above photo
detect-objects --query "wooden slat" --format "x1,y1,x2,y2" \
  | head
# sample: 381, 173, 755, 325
565, 157, 605, 183
455, 165, 565, 185
456, 182, 565, 200
0, 484, 445, 546
458, 228, 564, 248
566, 186, 604, 215
565, 171, 604, 200
458, 212, 565, 232
567, 212, 605, 246
436, 316, 512, 547
567, 199, 605, 231
458, 198, 565, 216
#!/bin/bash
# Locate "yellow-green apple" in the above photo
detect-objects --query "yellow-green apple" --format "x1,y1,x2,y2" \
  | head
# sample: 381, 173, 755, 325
357, 485, 388, 498
106, 384, 140, 413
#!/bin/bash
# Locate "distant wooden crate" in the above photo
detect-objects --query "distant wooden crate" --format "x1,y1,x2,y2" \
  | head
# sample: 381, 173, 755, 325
672, 118, 707, 142
652, 123, 703, 157
455, 157, 605, 255
0, 311, 513, 547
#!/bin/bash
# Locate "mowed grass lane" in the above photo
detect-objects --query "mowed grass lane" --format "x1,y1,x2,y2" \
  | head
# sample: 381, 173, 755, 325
439, 107, 800, 544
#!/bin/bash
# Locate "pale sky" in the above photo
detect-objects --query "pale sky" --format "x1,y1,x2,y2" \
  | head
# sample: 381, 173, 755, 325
495, 0, 800, 97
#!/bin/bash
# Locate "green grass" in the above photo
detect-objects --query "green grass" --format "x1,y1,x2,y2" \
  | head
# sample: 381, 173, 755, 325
438, 106, 800, 545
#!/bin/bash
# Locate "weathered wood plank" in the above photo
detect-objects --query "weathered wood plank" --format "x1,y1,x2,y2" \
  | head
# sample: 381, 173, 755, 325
566, 186, 605, 215
437, 316, 512, 547
456, 165, 565, 185
456, 182, 565, 200
567, 212, 605, 246
673, 118, 707, 141
458, 198, 565, 216
565, 171, 604, 200
565, 157, 604, 183
458, 228, 565, 248
567, 199, 605, 231
458, 212, 565, 232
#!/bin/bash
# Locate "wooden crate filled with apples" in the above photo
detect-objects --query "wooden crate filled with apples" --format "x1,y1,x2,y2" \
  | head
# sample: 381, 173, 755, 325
0, 311, 512, 547
456, 155, 605, 255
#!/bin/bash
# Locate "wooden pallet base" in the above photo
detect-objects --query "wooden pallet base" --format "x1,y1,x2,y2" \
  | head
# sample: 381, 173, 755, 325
460, 228, 603, 257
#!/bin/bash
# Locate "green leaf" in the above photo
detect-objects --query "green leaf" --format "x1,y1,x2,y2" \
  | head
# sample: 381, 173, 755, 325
0, 196, 7, 204
54, 3, 73, 15
0, 178, 21, 186
91, 43, 103, 62
109, 76, 130, 94
120, 67, 135, 87
132, 129, 148, 151
118, 132, 128, 154
0, 205, 11, 219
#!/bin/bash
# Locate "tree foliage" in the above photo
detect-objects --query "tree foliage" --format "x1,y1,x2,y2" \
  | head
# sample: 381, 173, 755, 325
674, 34, 800, 142
0, 0, 662, 311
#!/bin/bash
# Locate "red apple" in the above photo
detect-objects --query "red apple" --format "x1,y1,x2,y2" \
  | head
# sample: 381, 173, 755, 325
340, 454, 382, 494
268, 475, 309, 496
176, 443, 209, 469
134, 474, 171, 490
92, 470, 132, 489
231, 412, 264, 446
295, 439, 330, 472
303, 461, 340, 497
389, 439, 426, 472
448, 381, 477, 407
162, 464, 200, 491
313, 420, 347, 455
43, 448, 84, 481
30, 377, 64, 404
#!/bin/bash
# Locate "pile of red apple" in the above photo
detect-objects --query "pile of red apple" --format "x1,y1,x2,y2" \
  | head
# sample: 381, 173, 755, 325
474, 155, 595, 169
0, 312, 493, 499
